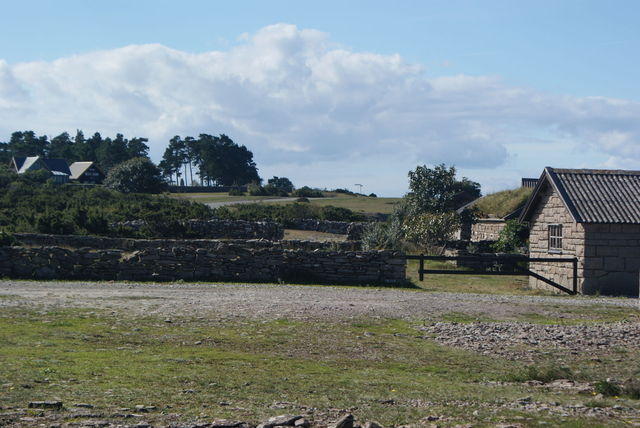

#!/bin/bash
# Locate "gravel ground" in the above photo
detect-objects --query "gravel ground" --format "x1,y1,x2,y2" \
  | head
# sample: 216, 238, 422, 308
0, 279, 637, 321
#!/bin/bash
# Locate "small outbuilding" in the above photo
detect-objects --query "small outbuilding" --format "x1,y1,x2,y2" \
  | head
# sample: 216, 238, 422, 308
519, 167, 640, 295
69, 161, 105, 184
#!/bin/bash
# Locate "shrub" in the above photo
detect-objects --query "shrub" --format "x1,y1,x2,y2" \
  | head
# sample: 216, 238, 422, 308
0, 230, 17, 246
296, 197, 310, 203
293, 186, 324, 198
508, 365, 574, 383
623, 379, 640, 399
361, 217, 405, 251
104, 157, 167, 194
595, 379, 622, 397
263, 184, 289, 196
368, 193, 377, 198
228, 186, 245, 196
266, 176, 294, 194
247, 182, 267, 196
493, 220, 529, 253
402, 211, 461, 251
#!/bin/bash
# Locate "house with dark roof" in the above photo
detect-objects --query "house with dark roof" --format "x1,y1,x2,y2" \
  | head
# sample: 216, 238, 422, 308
519, 167, 640, 295
69, 161, 105, 184
11, 156, 71, 183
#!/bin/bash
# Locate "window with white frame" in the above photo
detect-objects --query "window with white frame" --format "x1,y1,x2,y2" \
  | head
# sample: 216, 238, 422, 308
548, 224, 563, 252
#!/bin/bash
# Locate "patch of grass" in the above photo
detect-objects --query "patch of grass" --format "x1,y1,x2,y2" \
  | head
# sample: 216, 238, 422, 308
407, 259, 550, 296
171, 193, 286, 203
270, 195, 402, 214
508, 365, 575, 383
474, 187, 533, 218
283, 229, 347, 242
2, 307, 640, 425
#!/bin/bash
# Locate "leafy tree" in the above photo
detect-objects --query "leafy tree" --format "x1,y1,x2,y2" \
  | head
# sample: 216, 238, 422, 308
402, 211, 461, 251
405, 164, 481, 215
265, 176, 294, 195
49, 132, 75, 159
492, 220, 529, 253
104, 158, 167, 194
195, 134, 260, 186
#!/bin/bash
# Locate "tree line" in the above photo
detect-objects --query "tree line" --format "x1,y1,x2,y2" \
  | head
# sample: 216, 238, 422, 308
0, 130, 261, 186
0, 130, 150, 172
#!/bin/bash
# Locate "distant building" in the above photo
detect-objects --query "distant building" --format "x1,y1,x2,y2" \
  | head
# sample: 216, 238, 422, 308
69, 161, 105, 184
11, 156, 71, 183
520, 167, 640, 295
521, 178, 539, 188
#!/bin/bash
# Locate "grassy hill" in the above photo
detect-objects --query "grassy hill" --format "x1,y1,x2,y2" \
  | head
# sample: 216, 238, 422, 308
473, 186, 533, 218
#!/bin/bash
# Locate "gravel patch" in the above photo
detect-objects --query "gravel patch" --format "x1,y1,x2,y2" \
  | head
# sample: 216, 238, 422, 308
0, 280, 637, 321
419, 321, 640, 360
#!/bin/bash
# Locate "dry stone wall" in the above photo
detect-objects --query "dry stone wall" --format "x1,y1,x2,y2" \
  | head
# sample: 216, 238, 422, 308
470, 219, 507, 241
115, 219, 283, 240
14, 233, 361, 252
0, 244, 404, 285
287, 219, 366, 239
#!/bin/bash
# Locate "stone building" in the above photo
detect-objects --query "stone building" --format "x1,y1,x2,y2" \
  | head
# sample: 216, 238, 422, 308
519, 167, 640, 295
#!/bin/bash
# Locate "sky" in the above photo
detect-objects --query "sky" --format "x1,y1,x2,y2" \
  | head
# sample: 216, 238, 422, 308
1, 0, 639, 196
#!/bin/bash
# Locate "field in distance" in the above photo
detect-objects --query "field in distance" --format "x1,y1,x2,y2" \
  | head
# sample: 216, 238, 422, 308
173, 191, 402, 214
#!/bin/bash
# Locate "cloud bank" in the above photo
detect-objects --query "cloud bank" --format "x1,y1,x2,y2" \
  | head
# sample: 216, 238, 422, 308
1, 23, 639, 194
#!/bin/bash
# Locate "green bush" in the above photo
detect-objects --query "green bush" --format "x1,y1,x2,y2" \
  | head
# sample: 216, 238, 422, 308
508, 365, 574, 383
623, 379, 640, 399
212, 202, 365, 225
228, 186, 245, 196
0, 230, 17, 246
247, 182, 267, 196
493, 220, 529, 253
293, 186, 324, 198
595, 379, 622, 397
104, 157, 167, 194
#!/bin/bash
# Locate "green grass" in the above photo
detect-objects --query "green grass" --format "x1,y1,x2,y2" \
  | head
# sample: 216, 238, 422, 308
283, 229, 347, 242
2, 307, 639, 426
269, 195, 402, 214
473, 187, 533, 218
171, 192, 287, 203
407, 259, 548, 296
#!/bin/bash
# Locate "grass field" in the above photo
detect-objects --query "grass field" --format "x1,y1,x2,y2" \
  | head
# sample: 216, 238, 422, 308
172, 192, 402, 214
2, 305, 640, 426
171, 192, 287, 203
268, 194, 402, 214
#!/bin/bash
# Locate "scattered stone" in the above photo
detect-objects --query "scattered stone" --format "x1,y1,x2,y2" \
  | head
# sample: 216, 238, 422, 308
330, 414, 354, 428
363, 422, 383, 428
28, 401, 63, 410
294, 418, 311, 428
74, 403, 95, 408
267, 414, 303, 426
134, 405, 157, 413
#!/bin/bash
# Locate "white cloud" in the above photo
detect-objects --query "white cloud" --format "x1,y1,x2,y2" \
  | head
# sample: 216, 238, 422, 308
1, 23, 639, 195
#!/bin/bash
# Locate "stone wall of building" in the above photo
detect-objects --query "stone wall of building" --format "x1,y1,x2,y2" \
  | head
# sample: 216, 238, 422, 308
470, 219, 507, 241
0, 245, 404, 285
527, 184, 585, 293
14, 233, 360, 252
114, 219, 284, 240
582, 224, 640, 295
455, 219, 506, 242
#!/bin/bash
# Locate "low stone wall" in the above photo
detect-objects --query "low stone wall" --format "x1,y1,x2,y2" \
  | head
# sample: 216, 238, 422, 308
14, 233, 361, 252
0, 245, 405, 285
470, 219, 506, 241
114, 219, 283, 240
288, 219, 366, 239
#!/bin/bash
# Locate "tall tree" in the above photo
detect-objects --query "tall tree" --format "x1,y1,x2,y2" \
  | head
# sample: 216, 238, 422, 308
49, 132, 75, 159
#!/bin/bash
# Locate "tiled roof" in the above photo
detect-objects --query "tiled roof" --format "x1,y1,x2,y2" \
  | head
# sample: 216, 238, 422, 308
520, 167, 640, 224
42, 158, 71, 176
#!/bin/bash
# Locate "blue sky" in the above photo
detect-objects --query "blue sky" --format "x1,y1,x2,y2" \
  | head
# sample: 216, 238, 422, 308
1, 0, 639, 195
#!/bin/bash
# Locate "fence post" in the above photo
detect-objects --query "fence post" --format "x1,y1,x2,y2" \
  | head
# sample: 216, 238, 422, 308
419, 254, 424, 282
573, 258, 578, 294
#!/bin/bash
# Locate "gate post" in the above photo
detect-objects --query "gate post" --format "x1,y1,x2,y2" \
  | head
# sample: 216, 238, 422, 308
419, 254, 424, 282
573, 258, 578, 294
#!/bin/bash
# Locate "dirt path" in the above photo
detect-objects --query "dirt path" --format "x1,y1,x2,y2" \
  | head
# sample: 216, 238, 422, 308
0, 280, 636, 321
